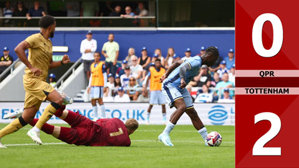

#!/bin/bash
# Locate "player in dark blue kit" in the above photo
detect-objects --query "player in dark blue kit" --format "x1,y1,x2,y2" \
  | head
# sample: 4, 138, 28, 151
159, 46, 219, 146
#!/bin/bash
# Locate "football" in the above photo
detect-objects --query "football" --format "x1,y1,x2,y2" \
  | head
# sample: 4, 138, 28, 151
205, 131, 222, 147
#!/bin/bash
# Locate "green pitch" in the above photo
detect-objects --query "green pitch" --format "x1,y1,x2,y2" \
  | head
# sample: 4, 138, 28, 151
0, 124, 235, 168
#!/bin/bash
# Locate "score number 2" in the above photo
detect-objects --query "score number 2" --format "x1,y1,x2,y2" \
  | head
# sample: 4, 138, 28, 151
251, 13, 283, 156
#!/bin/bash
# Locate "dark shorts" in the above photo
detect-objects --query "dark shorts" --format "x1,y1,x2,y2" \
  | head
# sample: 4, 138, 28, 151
67, 113, 97, 145
83, 60, 94, 72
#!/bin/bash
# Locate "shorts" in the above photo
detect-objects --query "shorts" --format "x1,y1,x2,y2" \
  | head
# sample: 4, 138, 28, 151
23, 76, 55, 109
162, 81, 193, 109
90, 86, 104, 99
150, 90, 166, 105
67, 112, 96, 145
83, 59, 94, 72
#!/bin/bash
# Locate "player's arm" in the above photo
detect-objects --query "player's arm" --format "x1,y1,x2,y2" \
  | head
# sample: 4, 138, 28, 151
49, 54, 70, 69
14, 41, 42, 76
87, 73, 92, 93
143, 71, 150, 90
114, 51, 119, 65
160, 60, 183, 82
179, 62, 192, 88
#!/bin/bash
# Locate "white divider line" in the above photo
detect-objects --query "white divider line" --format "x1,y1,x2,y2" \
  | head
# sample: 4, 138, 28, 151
138, 130, 235, 133
4, 140, 235, 146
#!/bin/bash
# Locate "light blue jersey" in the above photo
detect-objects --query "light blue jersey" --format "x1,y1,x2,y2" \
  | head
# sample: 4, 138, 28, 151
165, 56, 202, 88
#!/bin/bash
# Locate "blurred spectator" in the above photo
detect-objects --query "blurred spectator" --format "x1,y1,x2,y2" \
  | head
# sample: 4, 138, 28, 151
66, 2, 80, 17
217, 60, 228, 79
194, 84, 213, 103
80, 30, 97, 83
3, 1, 13, 26
137, 88, 149, 102
136, 2, 148, 16
13, 1, 27, 16
113, 74, 122, 96
121, 6, 135, 18
151, 54, 158, 63
26, 1, 46, 20
229, 64, 235, 85
127, 77, 141, 101
224, 49, 235, 71
48, 73, 57, 87
189, 64, 211, 87
81, 1, 99, 17
173, 54, 181, 62
165, 47, 175, 69
114, 87, 130, 102
120, 66, 133, 87
182, 48, 192, 61
103, 73, 114, 102
130, 55, 143, 83
210, 72, 221, 87
214, 72, 234, 98
102, 33, 119, 77
0, 47, 13, 74
109, 5, 121, 16
125, 47, 135, 66
138, 47, 151, 69
100, 1, 114, 16
196, 46, 206, 56
209, 56, 222, 73
218, 88, 235, 103
154, 48, 165, 66
186, 85, 195, 103
116, 60, 128, 77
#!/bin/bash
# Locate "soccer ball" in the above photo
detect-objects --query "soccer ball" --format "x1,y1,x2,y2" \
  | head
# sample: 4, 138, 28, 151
205, 131, 222, 147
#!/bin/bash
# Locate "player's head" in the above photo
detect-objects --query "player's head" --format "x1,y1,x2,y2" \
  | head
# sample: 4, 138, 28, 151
125, 118, 139, 135
94, 52, 101, 62
155, 59, 161, 69
201, 46, 219, 67
108, 33, 114, 42
39, 15, 56, 38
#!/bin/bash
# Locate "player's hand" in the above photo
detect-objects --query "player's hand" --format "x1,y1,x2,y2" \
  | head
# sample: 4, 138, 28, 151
87, 87, 91, 93
30, 67, 42, 76
160, 74, 167, 83
62, 54, 70, 64
179, 78, 186, 89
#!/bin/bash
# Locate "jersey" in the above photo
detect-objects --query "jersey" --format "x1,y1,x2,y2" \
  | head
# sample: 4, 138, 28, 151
90, 61, 106, 86
165, 56, 202, 89
148, 67, 165, 91
90, 118, 131, 146
24, 33, 53, 81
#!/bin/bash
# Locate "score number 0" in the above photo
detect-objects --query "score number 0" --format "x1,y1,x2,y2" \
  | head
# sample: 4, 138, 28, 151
251, 13, 283, 156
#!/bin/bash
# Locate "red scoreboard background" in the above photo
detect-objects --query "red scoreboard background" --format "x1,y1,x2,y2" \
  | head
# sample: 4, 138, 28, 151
236, 0, 299, 167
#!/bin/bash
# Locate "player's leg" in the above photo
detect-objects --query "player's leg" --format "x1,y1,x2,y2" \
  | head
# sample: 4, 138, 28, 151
185, 107, 208, 141
146, 105, 153, 124
0, 106, 38, 148
161, 105, 166, 124
90, 86, 99, 121
98, 87, 106, 118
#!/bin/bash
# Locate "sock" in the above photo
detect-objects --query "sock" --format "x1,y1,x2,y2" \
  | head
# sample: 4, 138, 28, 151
147, 112, 150, 122
100, 105, 106, 118
54, 105, 66, 118
35, 102, 60, 131
0, 117, 27, 138
93, 106, 98, 119
198, 127, 208, 140
162, 113, 166, 122
162, 121, 175, 135
30, 119, 54, 135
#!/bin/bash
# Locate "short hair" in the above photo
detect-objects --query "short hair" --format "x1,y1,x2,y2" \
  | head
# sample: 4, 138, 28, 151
155, 59, 161, 62
125, 118, 139, 132
39, 15, 55, 29
131, 55, 137, 60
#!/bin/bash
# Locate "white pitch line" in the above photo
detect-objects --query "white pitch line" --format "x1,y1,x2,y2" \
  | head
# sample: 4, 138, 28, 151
3, 140, 234, 147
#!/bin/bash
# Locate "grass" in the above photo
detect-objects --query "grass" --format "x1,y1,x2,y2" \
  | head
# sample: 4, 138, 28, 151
0, 124, 235, 168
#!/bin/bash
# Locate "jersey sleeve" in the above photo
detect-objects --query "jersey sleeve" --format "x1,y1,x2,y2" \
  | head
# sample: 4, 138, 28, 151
25, 34, 38, 48
188, 59, 201, 70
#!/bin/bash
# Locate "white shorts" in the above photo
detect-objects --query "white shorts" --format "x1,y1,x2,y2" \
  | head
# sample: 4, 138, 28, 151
90, 86, 104, 99
162, 81, 193, 109
150, 90, 166, 105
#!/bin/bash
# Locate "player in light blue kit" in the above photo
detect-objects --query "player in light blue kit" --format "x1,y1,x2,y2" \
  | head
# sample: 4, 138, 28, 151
158, 46, 219, 146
